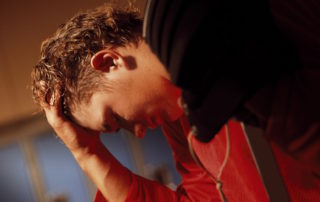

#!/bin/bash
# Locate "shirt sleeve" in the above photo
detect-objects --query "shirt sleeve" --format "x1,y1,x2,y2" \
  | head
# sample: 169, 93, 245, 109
94, 172, 177, 202
94, 117, 219, 202
95, 171, 219, 202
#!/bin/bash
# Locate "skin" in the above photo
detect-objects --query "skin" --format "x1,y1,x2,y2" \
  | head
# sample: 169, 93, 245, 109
42, 40, 183, 202
73, 42, 183, 137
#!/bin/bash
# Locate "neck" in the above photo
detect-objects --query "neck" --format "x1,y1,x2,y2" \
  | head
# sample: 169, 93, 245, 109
163, 82, 183, 122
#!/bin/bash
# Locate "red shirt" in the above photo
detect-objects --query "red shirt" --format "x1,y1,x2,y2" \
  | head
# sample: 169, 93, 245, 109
95, 119, 320, 201
95, 0, 320, 200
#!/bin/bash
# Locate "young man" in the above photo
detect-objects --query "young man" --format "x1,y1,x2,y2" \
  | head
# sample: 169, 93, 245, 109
31, 4, 320, 202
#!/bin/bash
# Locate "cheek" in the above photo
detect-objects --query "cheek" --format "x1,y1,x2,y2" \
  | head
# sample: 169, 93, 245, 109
111, 75, 162, 120
112, 93, 149, 121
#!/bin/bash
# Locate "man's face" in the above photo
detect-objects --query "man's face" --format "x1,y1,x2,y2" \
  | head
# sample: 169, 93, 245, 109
72, 60, 181, 137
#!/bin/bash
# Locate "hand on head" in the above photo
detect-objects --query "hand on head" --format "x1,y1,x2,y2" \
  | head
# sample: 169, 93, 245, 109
41, 90, 101, 154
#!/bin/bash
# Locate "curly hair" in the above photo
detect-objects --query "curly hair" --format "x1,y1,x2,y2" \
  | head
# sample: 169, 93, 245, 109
31, 4, 142, 116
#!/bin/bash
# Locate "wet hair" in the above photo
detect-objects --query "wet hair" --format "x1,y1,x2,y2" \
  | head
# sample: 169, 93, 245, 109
31, 4, 142, 116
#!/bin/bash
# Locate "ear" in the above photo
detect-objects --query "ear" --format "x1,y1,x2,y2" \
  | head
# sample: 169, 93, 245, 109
91, 50, 121, 72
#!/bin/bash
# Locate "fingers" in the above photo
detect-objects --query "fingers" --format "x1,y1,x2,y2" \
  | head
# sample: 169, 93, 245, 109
39, 89, 103, 153
41, 91, 66, 129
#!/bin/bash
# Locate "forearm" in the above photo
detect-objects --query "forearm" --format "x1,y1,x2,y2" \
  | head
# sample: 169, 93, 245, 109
41, 98, 132, 201
72, 141, 132, 202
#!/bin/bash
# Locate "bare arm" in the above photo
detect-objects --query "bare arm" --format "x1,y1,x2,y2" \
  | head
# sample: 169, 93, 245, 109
42, 97, 131, 202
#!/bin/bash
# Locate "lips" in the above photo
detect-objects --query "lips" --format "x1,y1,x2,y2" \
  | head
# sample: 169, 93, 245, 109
134, 124, 146, 138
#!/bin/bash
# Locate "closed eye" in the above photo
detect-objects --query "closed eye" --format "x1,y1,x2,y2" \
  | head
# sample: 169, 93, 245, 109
111, 112, 120, 131
112, 112, 120, 123
102, 112, 120, 133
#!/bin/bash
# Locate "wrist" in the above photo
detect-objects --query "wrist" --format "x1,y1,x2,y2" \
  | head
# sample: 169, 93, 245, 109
71, 137, 105, 165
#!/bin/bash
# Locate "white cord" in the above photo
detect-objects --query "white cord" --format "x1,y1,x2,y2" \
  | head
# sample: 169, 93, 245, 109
187, 124, 231, 202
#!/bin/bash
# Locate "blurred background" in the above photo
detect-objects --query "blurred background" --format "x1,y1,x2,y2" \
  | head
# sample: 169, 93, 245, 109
0, 0, 180, 201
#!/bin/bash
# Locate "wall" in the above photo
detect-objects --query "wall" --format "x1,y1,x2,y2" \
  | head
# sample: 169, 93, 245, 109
0, 0, 146, 126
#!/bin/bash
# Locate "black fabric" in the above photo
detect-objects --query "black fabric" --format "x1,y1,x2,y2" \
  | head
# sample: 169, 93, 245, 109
144, 0, 301, 142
